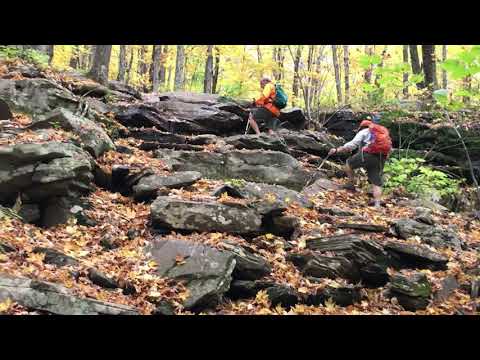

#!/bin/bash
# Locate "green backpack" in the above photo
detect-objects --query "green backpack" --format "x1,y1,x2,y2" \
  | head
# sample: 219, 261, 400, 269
273, 84, 288, 109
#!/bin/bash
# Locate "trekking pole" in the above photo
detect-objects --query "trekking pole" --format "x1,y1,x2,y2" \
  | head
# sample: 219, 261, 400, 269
245, 120, 250, 134
317, 153, 331, 171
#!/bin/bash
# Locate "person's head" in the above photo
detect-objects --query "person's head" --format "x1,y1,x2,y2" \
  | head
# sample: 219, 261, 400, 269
260, 77, 271, 89
359, 119, 373, 130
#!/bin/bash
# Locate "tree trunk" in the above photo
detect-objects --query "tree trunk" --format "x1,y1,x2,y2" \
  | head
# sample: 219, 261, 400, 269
343, 45, 350, 104
126, 46, 134, 85
463, 75, 472, 104
422, 45, 437, 92
278, 46, 285, 81
159, 46, 168, 89
79, 45, 89, 70
212, 46, 220, 94
88, 45, 112, 85
151, 45, 162, 92
70, 45, 80, 69
203, 45, 214, 93
174, 45, 185, 91
409, 45, 424, 89
403, 45, 409, 97
256, 45, 263, 63
442, 45, 448, 89
167, 66, 173, 91
88, 46, 97, 70
374, 46, 388, 87
332, 45, 343, 104
292, 45, 302, 106
138, 45, 150, 92
117, 45, 127, 82
364, 45, 373, 84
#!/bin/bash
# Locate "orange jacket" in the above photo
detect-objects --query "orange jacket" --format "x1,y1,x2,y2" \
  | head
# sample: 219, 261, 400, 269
255, 82, 280, 117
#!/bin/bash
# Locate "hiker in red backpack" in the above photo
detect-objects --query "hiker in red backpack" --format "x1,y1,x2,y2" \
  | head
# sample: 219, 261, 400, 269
328, 116, 392, 207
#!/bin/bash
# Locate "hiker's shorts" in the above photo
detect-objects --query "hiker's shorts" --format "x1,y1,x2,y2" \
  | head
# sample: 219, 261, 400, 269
347, 152, 386, 187
252, 107, 279, 130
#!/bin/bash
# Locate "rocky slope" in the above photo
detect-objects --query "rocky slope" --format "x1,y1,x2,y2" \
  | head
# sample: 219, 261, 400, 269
0, 58, 479, 315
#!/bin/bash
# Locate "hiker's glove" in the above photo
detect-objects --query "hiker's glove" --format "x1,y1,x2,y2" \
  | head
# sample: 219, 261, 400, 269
328, 148, 338, 156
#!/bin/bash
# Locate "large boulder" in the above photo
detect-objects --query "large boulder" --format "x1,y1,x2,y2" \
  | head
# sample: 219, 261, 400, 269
108, 80, 142, 100
150, 196, 262, 234
384, 241, 449, 271
0, 273, 138, 315
391, 218, 463, 250
213, 181, 312, 214
115, 101, 245, 136
133, 171, 202, 202
155, 149, 311, 191
29, 108, 114, 158
220, 242, 272, 281
388, 272, 432, 311
277, 108, 307, 130
148, 238, 236, 311
278, 129, 341, 157
0, 78, 79, 117
224, 134, 290, 153
0, 142, 94, 205
304, 234, 390, 287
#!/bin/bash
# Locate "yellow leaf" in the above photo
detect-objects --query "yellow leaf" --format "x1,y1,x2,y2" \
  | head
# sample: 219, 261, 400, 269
0, 253, 8, 262
265, 233, 274, 240
0, 298, 13, 313
27, 252, 45, 265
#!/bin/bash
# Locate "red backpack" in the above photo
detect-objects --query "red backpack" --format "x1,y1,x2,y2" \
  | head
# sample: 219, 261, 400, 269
363, 124, 392, 157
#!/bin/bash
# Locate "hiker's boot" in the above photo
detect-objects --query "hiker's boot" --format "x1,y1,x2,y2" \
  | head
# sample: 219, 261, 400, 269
368, 199, 383, 207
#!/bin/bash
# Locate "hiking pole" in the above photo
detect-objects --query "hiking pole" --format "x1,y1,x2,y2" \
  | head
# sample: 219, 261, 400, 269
317, 153, 331, 171
245, 120, 250, 134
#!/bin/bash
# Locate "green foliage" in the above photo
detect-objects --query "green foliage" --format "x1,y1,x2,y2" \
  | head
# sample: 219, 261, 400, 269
0, 46, 49, 67
225, 178, 247, 188
384, 157, 461, 200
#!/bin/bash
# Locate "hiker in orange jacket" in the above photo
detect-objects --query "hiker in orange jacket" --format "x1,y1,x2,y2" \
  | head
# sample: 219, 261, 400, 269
328, 116, 392, 207
248, 77, 281, 135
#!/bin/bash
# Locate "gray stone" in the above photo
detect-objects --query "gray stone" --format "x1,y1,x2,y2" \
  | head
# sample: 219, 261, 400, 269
18, 204, 41, 224
301, 178, 342, 198
224, 134, 290, 153
220, 242, 271, 281
0, 273, 138, 315
150, 196, 262, 234
155, 149, 311, 191
384, 241, 448, 271
148, 238, 236, 311
226, 280, 276, 300
389, 272, 432, 311
0, 142, 94, 204
391, 218, 463, 250
33, 247, 79, 267
29, 108, 114, 158
133, 171, 202, 201
0, 78, 79, 117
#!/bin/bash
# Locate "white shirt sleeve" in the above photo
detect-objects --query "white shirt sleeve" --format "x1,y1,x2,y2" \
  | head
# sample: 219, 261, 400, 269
342, 128, 371, 151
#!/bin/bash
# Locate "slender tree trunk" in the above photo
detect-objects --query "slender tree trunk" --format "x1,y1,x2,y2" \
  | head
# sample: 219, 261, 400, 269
364, 45, 373, 84
79, 45, 89, 70
332, 45, 343, 104
403, 45, 409, 97
150, 45, 162, 92
159, 46, 168, 90
442, 45, 448, 89
272, 47, 279, 81
422, 45, 437, 92
212, 46, 220, 94
126, 46, 134, 85
343, 45, 350, 104
88, 45, 97, 70
463, 75, 472, 104
174, 45, 185, 91
138, 45, 150, 91
167, 66, 173, 91
256, 45, 263, 63
409, 45, 424, 89
375, 46, 388, 87
292, 45, 302, 106
117, 45, 127, 82
88, 45, 112, 85
278, 46, 285, 81
70, 45, 80, 69
203, 45, 214, 93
